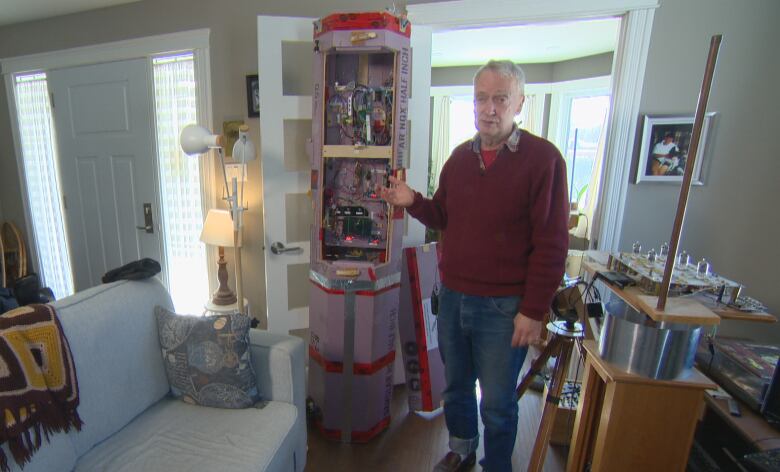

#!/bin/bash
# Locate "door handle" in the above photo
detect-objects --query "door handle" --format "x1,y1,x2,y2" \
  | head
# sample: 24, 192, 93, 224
271, 242, 302, 255
137, 203, 154, 234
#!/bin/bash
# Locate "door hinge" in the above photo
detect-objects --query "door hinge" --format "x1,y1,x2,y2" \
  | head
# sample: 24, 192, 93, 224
49, 92, 55, 109
62, 194, 67, 210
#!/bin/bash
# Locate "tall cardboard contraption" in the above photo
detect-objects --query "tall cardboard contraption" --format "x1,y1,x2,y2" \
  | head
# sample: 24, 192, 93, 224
307, 11, 411, 443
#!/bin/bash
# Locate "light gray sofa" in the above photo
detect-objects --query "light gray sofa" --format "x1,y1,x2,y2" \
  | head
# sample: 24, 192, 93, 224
2, 278, 307, 472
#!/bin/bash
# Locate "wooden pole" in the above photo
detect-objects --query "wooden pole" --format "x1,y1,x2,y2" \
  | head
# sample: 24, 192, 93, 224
657, 35, 722, 311
527, 337, 574, 472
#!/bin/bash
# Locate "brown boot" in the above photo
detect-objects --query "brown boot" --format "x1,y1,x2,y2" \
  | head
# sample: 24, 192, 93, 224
433, 451, 476, 472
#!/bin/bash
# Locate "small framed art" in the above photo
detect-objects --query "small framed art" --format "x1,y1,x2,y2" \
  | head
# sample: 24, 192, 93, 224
246, 74, 259, 118
636, 113, 716, 184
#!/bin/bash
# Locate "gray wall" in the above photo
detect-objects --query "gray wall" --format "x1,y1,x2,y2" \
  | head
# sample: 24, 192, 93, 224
431, 52, 613, 87
620, 0, 780, 342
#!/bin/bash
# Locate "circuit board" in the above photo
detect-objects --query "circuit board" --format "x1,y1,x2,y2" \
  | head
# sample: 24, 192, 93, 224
321, 158, 390, 262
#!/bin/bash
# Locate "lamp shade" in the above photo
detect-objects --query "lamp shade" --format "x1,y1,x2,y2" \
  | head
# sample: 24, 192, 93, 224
232, 125, 256, 163
200, 209, 238, 247
180, 124, 223, 156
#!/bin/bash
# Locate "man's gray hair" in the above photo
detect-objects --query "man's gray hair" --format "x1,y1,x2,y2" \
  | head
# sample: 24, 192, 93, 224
474, 60, 526, 95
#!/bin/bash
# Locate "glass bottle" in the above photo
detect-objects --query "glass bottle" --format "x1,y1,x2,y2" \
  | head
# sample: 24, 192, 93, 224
677, 250, 689, 268
697, 258, 710, 278
659, 242, 669, 259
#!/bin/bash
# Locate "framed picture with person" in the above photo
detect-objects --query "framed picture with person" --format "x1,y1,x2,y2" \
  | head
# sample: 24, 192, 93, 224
635, 113, 716, 184
246, 74, 259, 118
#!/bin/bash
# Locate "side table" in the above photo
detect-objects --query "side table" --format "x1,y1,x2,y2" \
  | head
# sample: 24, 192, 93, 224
204, 298, 250, 318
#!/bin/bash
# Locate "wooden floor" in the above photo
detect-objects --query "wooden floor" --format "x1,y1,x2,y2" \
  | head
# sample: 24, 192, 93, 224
305, 385, 568, 472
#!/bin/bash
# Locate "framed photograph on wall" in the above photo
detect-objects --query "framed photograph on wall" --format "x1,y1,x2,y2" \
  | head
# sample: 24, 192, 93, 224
635, 113, 716, 184
246, 74, 259, 118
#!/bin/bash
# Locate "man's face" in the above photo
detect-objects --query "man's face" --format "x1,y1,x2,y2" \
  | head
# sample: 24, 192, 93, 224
474, 70, 525, 142
664, 136, 673, 144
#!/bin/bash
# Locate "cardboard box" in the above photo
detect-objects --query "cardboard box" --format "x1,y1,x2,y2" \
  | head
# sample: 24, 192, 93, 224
308, 283, 399, 442
398, 243, 446, 412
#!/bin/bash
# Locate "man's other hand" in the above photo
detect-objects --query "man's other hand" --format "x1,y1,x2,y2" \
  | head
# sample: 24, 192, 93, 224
511, 312, 542, 347
379, 175, 415, 208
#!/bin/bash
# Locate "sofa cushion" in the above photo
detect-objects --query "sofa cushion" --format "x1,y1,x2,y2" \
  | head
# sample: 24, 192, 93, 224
53, 279, 173, 456
1, 432, 77, 472
155, 307, 259, 408
74, 398, 299, 472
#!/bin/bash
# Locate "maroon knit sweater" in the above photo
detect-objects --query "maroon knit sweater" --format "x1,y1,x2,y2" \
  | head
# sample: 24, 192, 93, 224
407, 131, 569, 320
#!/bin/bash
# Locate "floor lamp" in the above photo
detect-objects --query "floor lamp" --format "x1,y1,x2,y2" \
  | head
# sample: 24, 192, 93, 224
180, 124, 256, 316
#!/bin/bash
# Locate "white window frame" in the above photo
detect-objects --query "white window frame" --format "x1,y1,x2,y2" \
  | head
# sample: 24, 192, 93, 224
546, 76, 612, 156
1, 29, 216, 291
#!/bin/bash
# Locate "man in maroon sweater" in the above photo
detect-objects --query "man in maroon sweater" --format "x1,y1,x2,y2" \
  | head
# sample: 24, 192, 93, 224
381, 60, 569, 471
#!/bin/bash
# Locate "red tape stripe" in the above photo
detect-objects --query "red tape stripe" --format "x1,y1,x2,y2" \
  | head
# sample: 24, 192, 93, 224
310, 279, 399, 297
309, 345, 396, 375
316, 416, 391, 443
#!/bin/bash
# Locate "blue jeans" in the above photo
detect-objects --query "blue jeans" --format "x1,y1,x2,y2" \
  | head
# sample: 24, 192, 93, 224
437, 285, 527, 472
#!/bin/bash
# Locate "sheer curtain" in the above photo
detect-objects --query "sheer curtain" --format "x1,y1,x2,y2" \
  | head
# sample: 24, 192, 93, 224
14, 73, 74, 299
152, 54, 208, 314
428, 95, 451, 196
520, 94, 542, 135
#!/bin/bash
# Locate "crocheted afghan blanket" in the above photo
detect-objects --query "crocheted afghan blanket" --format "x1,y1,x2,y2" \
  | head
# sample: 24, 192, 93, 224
0, 304, 82, 471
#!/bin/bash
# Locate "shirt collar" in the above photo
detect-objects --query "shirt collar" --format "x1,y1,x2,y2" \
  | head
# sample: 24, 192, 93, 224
470, 124, 522, 154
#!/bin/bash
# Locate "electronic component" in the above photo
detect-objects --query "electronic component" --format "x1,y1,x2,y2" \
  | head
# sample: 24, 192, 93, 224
320, 158, 389, 260
309, 11, 410, 443
606, 250, 742, 299
596, 270, 637, 289
326, 81, 394, 146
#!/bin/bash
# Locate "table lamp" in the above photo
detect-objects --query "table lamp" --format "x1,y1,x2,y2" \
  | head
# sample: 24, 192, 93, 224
200, 209, 238, 305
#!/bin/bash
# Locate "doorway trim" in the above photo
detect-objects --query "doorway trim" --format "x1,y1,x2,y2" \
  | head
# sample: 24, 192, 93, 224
1, 28, 215, 282
408, 0, 659, 251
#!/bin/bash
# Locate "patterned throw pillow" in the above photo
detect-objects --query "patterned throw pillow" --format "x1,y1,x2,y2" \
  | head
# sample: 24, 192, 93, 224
155, 307, 259, 408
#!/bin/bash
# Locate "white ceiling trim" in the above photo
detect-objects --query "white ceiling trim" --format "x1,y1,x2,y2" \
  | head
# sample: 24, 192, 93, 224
408, 0, 659, 29
0, 28, 210, 75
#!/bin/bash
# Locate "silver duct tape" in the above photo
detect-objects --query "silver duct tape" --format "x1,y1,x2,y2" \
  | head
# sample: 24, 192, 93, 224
309, 270, 401, 293
341, 288, 356, 442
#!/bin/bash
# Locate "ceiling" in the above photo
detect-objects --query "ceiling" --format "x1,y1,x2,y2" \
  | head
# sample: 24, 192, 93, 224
1, 2, 619, 66
0, 0, 141, 27
432, 18, 621, 67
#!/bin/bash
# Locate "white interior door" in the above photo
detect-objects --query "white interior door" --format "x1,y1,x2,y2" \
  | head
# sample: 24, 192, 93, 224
258, 16, 315, 334
405, 25, 432, 247
49, 58, 162, 291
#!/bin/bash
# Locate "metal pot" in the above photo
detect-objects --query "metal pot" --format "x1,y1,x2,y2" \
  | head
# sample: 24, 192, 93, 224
598, 294, 702, 380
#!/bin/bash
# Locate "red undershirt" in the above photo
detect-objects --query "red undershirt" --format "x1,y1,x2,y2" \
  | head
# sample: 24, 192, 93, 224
481, 148, 498, 169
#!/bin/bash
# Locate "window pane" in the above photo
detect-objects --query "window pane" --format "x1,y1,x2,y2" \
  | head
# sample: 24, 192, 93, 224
152, 53, 208, 314
14, 73, 74, 299
564, 95, 610, 207
448, 95, 476, 154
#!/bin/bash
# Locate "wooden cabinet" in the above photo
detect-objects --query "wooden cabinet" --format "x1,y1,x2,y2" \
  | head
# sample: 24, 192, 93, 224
567, 341, 715, 472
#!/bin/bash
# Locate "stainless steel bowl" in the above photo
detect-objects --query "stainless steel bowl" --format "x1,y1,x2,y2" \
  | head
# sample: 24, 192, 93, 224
598, 294, 702, 380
